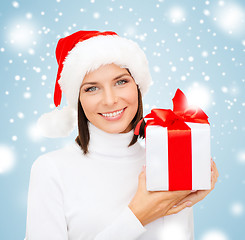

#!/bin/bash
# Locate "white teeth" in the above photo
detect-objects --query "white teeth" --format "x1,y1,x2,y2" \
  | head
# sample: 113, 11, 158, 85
102, 109, 124, 117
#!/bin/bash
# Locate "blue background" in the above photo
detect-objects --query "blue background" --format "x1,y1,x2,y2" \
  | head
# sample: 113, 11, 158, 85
0, 0, 244, 239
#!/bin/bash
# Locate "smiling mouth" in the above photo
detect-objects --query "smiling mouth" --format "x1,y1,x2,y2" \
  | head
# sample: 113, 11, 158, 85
99, 107, 126, 118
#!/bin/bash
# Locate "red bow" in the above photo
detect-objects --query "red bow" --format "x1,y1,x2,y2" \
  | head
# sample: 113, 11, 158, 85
134, 88, 209, 135
172, 89, 209, 124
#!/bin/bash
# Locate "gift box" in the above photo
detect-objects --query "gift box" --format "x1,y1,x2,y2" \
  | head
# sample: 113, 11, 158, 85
135, 89, 211, 191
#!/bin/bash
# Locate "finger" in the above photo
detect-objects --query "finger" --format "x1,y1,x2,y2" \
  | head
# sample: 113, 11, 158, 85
213, 163, 219, 178
212, 159, 216, 167
165, 201, 192, 216
172, 190, 192, 197
211, 170, 218, 189
211, 158, 214, 170
211, 159, 219, 180
212, 165, 219, 183
176, 193, 196, 206
211, 171, 215, 189
175, 191, 199, 206
212, 160, 218, 176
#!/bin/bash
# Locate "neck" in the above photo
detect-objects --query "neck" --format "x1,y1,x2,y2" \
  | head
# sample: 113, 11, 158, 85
87, 122, 142, 159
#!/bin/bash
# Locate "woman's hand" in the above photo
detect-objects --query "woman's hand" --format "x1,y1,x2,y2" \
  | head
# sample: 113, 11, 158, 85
166, 158, 219, 215
128, 165, 193, 226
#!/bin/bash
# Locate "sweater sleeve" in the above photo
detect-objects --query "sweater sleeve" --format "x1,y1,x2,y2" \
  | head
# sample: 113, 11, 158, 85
25, 156, 146, 240
161, 206, 194, 240
95, 206, 147, 240
25, 156, 68, 240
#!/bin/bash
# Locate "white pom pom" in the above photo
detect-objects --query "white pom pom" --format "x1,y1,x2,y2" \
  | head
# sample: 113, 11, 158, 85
37, 106, 77, 138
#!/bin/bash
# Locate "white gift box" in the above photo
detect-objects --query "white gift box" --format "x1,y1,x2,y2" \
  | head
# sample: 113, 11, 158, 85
145, 122, 211, 191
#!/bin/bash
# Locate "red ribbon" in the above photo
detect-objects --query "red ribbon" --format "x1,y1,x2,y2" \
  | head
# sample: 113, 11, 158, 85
172, 88, 209, 124
134, 89, 209, 135
134, 88, 209, 190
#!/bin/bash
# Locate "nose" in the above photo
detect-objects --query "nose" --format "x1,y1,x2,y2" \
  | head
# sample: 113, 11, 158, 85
102, 87, 118, 106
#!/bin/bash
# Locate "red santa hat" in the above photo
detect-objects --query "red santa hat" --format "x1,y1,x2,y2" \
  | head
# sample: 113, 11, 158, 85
37, 30, 152, 137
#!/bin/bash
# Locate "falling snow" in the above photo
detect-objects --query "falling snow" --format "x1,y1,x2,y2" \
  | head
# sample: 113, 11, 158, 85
169, 6, 186, 23
93, 12, 100, 19
1, 0, 245, 239
200, 229, 228, 240
237, 151, 245, 164
0, 145, 15, 173
214, 2, 245, 35
12, 1, 19, 8
230, 202, 244, 216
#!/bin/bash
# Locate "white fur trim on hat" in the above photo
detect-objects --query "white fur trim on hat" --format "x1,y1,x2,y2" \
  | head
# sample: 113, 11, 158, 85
59, 34, 152, 110
38, 34, 152, 138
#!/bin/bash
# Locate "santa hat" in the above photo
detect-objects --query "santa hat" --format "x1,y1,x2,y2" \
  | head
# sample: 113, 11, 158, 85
37, 30, 152, 138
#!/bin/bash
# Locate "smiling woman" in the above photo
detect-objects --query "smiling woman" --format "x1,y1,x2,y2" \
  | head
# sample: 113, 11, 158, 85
25, 30, 201, 240
76, 64, 145, 154
80, 64, 138, 134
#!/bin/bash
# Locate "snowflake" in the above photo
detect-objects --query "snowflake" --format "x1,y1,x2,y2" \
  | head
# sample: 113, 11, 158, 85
237, 151, 245, 164
153, 66, 160, 72
0, 145, 15, 174
12, 1, 19, 8
169, 6, 186, 23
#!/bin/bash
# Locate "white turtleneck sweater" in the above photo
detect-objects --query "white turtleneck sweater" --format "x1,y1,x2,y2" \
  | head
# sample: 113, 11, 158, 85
25, 123, 194, 240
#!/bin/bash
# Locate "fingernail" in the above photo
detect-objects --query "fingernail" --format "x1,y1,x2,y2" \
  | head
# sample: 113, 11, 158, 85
186, 201, 192, 207
142, 165, 146, 171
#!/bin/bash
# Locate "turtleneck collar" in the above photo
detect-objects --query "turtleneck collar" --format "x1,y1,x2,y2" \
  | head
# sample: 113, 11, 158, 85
87, 122, 144, 159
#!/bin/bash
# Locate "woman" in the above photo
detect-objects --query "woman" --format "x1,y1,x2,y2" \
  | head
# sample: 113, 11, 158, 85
25, 30, 218, 240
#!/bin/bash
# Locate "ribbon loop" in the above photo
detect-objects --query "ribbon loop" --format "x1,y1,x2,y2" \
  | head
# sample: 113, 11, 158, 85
134, 88, 209, 136
172, 88, 209, 124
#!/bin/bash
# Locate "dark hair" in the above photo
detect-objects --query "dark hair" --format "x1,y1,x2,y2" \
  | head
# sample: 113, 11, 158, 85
75, 85, 145, 155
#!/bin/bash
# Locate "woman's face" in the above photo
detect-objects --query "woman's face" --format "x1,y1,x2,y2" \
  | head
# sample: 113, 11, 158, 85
79, 63, 138, 134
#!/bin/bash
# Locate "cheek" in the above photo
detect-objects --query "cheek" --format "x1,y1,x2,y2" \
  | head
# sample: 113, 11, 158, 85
80, 95, 97, 116
129, 85, 138, 103
123, 85, 138, 110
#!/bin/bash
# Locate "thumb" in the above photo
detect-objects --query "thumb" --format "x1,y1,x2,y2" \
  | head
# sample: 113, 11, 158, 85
138, 165, 146, 189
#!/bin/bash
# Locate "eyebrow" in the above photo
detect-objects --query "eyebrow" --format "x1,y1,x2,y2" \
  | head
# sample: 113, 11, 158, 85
80, 73, 132, 88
